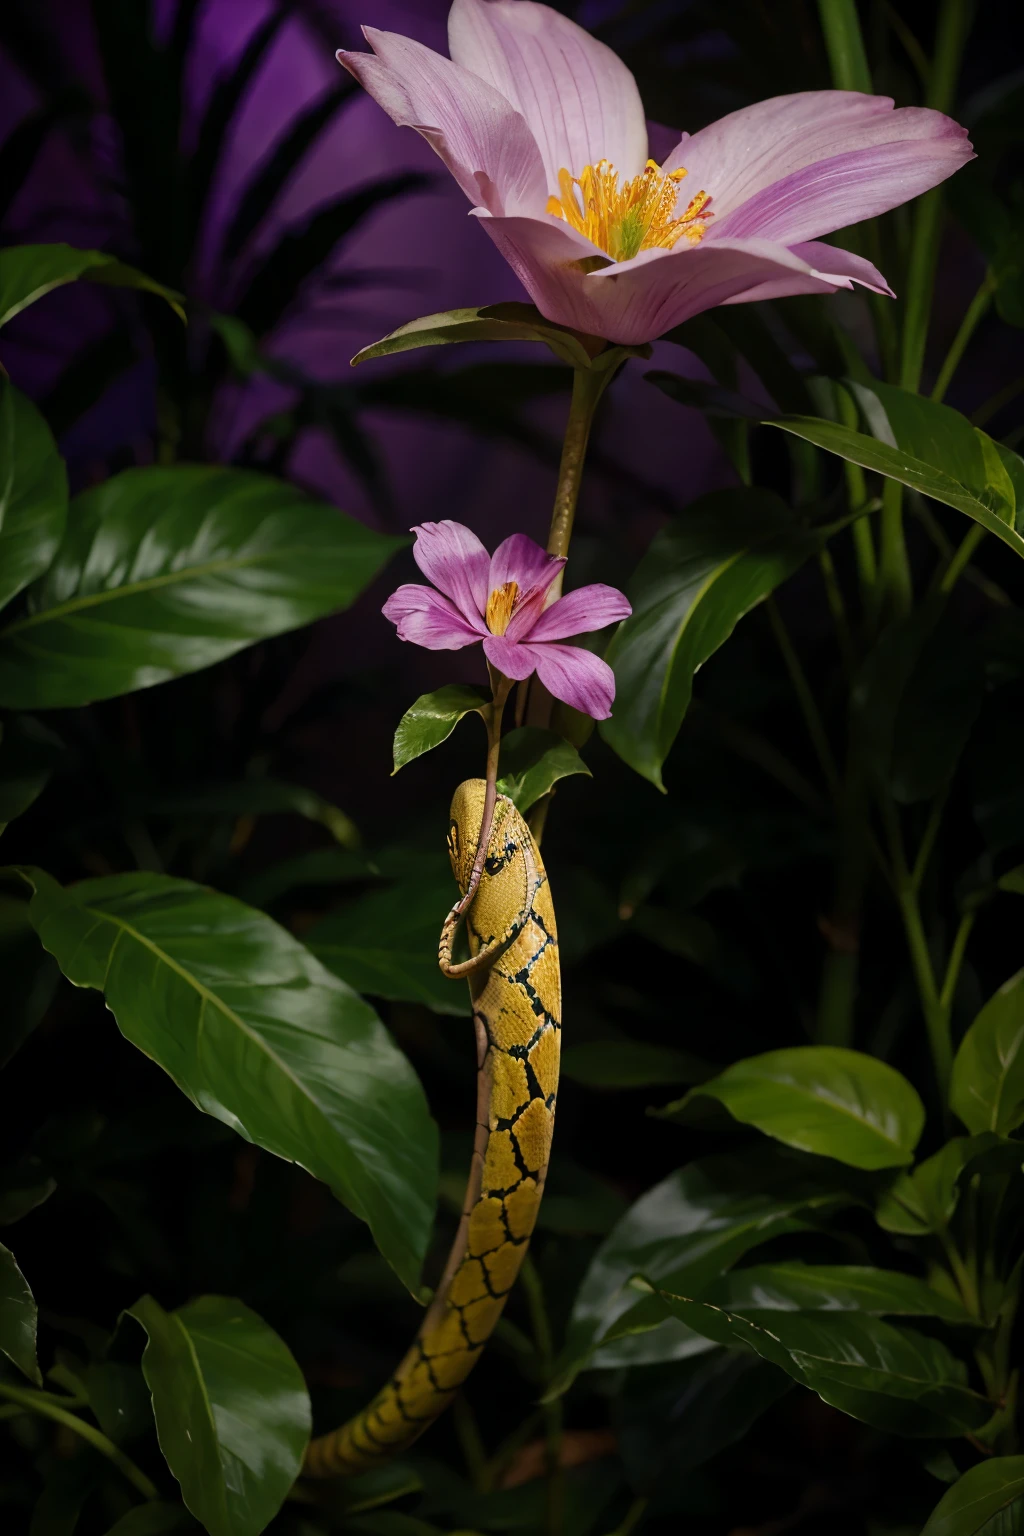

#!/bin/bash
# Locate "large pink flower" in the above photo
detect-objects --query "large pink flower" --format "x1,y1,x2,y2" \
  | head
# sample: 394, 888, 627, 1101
338, 0, 973, 345
383, 521, 630, 719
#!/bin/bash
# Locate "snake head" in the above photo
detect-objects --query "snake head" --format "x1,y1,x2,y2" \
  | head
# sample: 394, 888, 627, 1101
447, 778, 488, 894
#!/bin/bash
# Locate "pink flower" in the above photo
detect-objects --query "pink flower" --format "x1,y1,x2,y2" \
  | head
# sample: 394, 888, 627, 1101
383, 521, 631, 719
337, 0, 973, 346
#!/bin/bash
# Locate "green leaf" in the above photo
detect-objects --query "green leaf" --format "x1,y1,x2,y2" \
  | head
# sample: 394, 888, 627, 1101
706, 1261, 975, 1324
0, 466, 405, 710
619, 1288, 990, 1438
392, 685, 490, 773
600, 490, 829, 788
495, 727, 591, 813
306, 859, 469, 1017
921, 1457, 1024, 1536
876, 1137, 978, 1236
139, 778, 359, 849
771, 383, 1024, 560
667, 1046, 924, 1169
551, 1150, 847, 1396
351, 302, 644, 372
0, 1240, 41, 1383
559, 1040, 715, 1090
0, 379, 68, 613
22, 868, 437, 1291
950, 970, 1024, 1134
128, 1294, 310, 1536
102, 1502, 197, 1534
0, 892, 59, 1069
0, 718, 64, 834
0, 242, 184, 327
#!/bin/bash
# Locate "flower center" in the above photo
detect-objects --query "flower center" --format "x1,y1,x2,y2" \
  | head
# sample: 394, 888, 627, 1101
546, 159, 712, 263
485, 580, 519, 635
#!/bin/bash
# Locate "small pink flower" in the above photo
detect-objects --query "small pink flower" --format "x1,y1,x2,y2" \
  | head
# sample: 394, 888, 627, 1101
383, 521, 631, 720
338, 0, 973, 346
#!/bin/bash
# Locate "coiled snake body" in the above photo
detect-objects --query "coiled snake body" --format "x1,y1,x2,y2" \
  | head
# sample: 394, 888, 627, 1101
305, 779, 560, 1475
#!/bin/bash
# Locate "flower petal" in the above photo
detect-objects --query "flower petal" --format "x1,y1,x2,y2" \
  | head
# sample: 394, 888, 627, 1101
482, 634, 537, 680
475, 213, 857, 343
785, 241, 894, 297
383, 585, 485, 649
489, 531, 563, 595
338, 27, 546, 215
525, 584, 632, 643
713, 123, 973, 243
521, 641, 616, 720
663, 91, 972, 239
412, 520, 491, 626
448, 0, 648, 192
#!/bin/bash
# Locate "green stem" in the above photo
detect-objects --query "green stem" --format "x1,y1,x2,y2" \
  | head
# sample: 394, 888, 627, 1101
938, 524, 985, 593
897, 882, 953, 1096
765, 598, 842, 802
937, 1225, 981, 1318
973, 371, 1024, 428
816, 750, 870, 1047
546, 366, 614, 570
519, 1254, 564, 1536
879, 479, 912, 618
931, 272, 995, 404
818, 547, 857, 679
605, 1496, 650, 1536
938, 911, 974, 1014
817, 0, 873, 90
0, 1381, 159, 1501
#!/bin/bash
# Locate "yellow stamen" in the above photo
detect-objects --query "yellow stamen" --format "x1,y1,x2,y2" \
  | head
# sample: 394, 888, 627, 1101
485, 581, 518, 635
546, 158, 712, 262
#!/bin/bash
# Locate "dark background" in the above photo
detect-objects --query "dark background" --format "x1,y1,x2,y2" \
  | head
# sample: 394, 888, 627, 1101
1, 2, 1022, 1532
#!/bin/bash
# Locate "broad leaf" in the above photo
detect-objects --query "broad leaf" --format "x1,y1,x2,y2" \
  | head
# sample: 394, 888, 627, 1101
0, 380, 68, 613
0, 717, 63, 835
600, 490, 830, 788
551, 1150, 847, 1395
22, 868, 437, 1291
950, 970, 1024, 1134
921, 1457, 1024, 1536
307, 860, 469, 1017
351, 301, 641, 372
393, 685, 490, 773
876, 1137, 978, 1236
0, 1240, 41, 1383
617, 1288, 990, 1438
138, 778, 359, 849
559, 1039, 715, 1090
706, 1261, 975, 1324
496, 727, 590, 813
0, 242, 184, 327
0, 467, 404, 710
129, 1294, 309, 1536
0, 892, 58, 1069
667, 1046, 924, 1169
771, 383, 1024, 560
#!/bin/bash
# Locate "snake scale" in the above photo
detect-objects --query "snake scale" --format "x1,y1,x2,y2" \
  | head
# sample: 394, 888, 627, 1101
304, 778, 560, 1476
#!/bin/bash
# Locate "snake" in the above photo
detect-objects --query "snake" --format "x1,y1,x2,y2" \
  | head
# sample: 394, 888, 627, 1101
304, 777, 560, 1476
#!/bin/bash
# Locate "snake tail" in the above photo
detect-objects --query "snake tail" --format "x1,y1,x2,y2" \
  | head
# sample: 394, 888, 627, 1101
304, 779, 561, 1477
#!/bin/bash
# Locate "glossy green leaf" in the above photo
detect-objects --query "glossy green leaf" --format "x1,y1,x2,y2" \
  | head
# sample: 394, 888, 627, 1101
102, 1502, 197, 1535
950, 970, 1024, 1134
495, 727, 590, 813
0, 379, 68, 612
771, 383, 1024, 560
668, 1046, 924, 1169
392, 685, 490, 773
0, 466, 404, 710
560, 1039, 715, 1090
617, 1287, 990, 1438
0, 1240, 41, 1383
600, 490, 829, 788
706, 1261, 975, 1324
876, 1137, 978, 1236
351, 301, 632, 371
551, 1150, 847, 1395
0, 892, 59, 1069
921, 1457, 1024, 1536
129, 1294, 309, 1536
306, 859, 468, 1017
22, 868, 437, 1291
0, 242, 185, 327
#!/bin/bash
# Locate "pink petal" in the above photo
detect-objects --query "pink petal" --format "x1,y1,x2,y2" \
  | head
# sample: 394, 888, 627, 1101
525, 584, 632, 643
785, 242, 894, 297
448, 0, 647, 192
490, 530, 563, 593
713, 123, 973, 244
338, 27, 546, 215
475, 213, 860, 344
411, 520, 490, 627
521, 641, 616, 720
482, 634, 537, 680
383, 585, 485, 649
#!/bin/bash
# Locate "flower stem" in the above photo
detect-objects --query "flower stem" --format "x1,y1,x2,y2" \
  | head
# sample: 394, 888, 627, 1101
931, 271, 996, 404
546, 367, 614, 571
0, 1381, 159, 1501
817, 0, 872, 91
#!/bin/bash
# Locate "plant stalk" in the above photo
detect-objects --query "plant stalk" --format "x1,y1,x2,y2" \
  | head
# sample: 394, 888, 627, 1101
0, 1381, 159, 1501
931, 271, 995, 404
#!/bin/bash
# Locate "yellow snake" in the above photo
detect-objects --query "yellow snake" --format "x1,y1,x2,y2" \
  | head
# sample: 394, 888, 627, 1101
304, 778, 560, 1476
